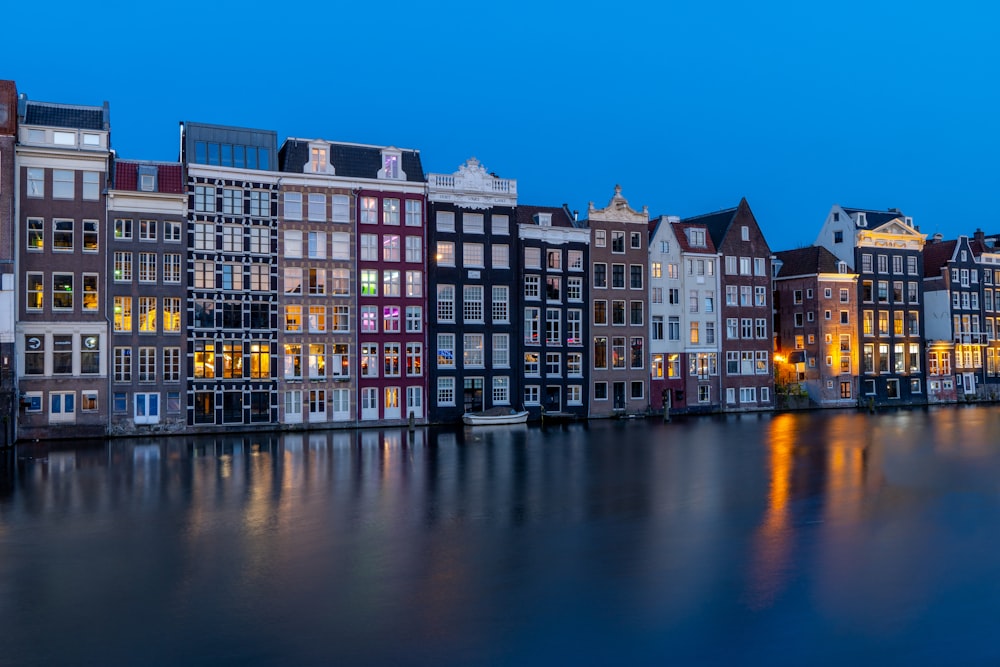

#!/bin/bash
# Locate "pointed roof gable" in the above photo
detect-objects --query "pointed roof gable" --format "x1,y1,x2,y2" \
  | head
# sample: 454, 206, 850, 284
679, 198, 759, 249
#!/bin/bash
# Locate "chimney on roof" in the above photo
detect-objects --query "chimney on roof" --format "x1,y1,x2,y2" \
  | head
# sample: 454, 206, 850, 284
889, 207, 900, 214
975, 228, 986, 245
932, 233, 943, 243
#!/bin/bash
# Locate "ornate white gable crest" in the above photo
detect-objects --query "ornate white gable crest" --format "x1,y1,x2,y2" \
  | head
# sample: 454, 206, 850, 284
427, 156, 517, 208
588, 185, 649, 224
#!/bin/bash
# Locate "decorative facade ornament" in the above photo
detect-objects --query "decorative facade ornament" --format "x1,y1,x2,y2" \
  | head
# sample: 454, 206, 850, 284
427, 157, 517, 209
587, 184, 648, 224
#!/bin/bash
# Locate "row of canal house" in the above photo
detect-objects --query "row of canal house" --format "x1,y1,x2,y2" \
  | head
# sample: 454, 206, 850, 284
773, 205, 1000, 408
10, 80, 1000, 440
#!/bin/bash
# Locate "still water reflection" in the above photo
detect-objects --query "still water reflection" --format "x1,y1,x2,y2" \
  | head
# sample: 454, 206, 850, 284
3, 407, 1000, 666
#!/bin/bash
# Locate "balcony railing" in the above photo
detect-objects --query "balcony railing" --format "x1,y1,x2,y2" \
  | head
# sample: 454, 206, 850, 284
429, 174, 517, 195
955, 332, 989, 345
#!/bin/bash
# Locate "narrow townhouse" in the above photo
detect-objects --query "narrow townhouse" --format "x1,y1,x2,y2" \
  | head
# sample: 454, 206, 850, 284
277, 139, 358, 426
15, 94, 111, 439
107, 159, 187, 433
772, 246, 858, 407
516, 204, 589, 420
427, 158, 517, 422
586, 186, 649, 417
689, 199, 774, 411
324, 142, 426, 424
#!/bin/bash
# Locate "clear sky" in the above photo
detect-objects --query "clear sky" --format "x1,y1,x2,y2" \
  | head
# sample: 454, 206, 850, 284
7, 0, 997, 248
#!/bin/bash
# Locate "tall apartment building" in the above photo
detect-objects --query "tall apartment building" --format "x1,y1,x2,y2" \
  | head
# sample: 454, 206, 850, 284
586, 186, 649, 417
108, 159, 187, 434
690, 199, 774, 411
15, 94, 112, 439
180, 122, 280, 429
427, 158, 517, 422
0, 81, 16, 445
276, 139, 358, 425
516, 204, 589, 419
648, 215, 721, 414
772, 246, 858, 407
815, 205, 926, 407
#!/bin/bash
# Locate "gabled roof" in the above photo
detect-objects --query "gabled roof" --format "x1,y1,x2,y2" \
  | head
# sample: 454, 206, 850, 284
113, 160, 184, 194
22, 99, 107, 131
922, 236, 992, 278
516, 204, 576, 229
279, 138, 424, 182
680, 206, 738, 249
671, 222, 717, 254
774, 246, 843, 278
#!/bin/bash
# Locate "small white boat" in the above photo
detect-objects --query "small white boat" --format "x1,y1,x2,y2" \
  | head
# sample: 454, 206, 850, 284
462, 408, 530, 426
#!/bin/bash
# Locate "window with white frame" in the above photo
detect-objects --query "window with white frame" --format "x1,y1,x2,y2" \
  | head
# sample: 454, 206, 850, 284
283, 192, 302, 220
491, 214, 509, 235
525, 275, 541, 299
464, 285, 484, 322
53, 169, 74, 199
463, 243, 485, 267
405, 199, 422, 227
383, 270, 400, 297
308, 231, 326, 259
26, 168, 44, 197
437, 378, 456, 405
463, 213, 484, 234
437, 285, 455, 322
83, 171, 100, 200
437, 241, 455, 266
436, 210, 455, 232
405, 306, 421, 332
437, 334, 455, 368
383, 198, 400, 225
464, 334, 484, 367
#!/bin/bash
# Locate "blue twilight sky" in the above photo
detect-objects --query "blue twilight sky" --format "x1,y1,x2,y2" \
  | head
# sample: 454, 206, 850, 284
7, 1, 998, 248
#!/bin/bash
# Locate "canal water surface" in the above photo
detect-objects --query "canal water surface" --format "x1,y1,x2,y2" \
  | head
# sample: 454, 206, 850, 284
2, 406, 1000, 666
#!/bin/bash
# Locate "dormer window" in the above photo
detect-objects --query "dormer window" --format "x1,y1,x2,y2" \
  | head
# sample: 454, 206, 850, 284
138, 165, 158, 192
687, 228, 706, 247
838, 261, 848, 273
378, 147, 406, 180
856, 212, 867, 227
307, 142, 335, 175
536, 213, 552, 227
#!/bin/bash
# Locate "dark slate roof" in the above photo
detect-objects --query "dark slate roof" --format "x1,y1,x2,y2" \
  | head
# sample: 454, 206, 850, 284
23, 100, 106, 130
774, 246, 842, 278
680, 207, 737, 249
842, 207, 905, 228
113, 160, 184, 194
278, 139, 309, 172
922, 239, 957, 278
279, 138, 424, 182
922, 236, 995, 278
516, 205, 575, 229
671, 222, 717, 254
